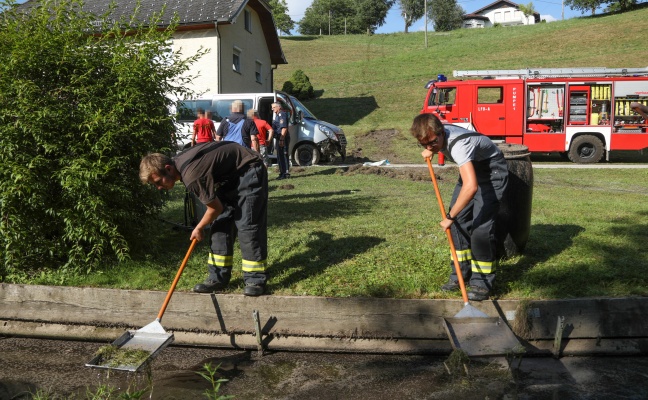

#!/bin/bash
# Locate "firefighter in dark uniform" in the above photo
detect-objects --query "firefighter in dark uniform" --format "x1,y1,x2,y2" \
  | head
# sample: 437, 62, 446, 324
139, 142, 269, 296
271, 102, 290, 179
411, 113, 508, 301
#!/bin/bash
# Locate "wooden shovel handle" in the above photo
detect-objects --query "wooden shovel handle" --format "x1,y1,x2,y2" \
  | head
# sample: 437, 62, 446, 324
426, 158, 469, 304
157, 239, 197, 321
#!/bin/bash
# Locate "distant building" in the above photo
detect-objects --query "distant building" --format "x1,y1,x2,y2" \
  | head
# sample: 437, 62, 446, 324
19, 0, 287, 95
463, 0, 541, 28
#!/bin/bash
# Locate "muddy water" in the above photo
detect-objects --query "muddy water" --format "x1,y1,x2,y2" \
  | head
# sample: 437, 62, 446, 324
2, 337, 648, 399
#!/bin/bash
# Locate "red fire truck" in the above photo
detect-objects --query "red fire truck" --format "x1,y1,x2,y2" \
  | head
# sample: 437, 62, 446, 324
421, 67, 648, 163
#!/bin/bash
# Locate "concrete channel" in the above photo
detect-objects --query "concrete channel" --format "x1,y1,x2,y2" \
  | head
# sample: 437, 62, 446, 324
2, 283, 648, 398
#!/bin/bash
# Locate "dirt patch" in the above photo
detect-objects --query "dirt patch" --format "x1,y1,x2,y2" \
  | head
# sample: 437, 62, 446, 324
337, 164, 457, 184
352, 128, 410, 164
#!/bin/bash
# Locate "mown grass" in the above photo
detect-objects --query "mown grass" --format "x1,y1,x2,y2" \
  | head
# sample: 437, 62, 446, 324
10, 8, 648, 300
24, 164, 648, 300
275, 8, 648, 163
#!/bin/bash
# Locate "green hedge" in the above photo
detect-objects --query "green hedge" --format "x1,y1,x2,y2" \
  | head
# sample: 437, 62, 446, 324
0, 0, 202, 278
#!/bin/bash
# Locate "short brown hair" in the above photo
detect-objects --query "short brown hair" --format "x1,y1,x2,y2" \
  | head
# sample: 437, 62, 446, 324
139, 153, 172, 184
410, 113, 444, 142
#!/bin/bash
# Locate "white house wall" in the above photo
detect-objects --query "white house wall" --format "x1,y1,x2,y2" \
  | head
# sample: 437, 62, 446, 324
218, 6, 273, 94
484, 6, 534, 26
173, 29, 220, 97
171, 7, 273, 96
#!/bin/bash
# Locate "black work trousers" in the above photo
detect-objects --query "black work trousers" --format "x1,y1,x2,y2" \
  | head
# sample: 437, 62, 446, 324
275, 135, 290, 176
207, 161, 269, 286
448, 154, 508, 291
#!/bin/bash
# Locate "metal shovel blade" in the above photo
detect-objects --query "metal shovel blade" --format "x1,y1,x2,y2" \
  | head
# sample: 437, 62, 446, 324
442, 316, 521, 357
85, 320, 174, 372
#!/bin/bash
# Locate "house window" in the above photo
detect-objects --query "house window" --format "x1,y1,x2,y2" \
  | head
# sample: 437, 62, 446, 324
233, 47, 241, 73
255, 61, 263, 83
244, 9, 252, 32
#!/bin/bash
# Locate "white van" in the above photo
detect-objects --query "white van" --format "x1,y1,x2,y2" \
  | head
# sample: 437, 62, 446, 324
174, 91, 346, 166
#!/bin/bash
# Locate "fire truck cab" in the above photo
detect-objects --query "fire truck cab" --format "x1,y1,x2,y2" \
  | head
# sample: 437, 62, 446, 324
422, 67, 648, 163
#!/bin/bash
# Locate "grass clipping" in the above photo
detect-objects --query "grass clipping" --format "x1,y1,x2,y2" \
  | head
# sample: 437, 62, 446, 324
95, 345, 151, 368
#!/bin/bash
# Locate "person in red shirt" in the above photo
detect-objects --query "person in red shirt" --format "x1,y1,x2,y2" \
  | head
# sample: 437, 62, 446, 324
192, 108, 215, 146
247, 109, 274, 167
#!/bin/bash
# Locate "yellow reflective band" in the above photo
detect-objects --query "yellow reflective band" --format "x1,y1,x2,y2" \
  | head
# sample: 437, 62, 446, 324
471, 259, 494, 274
208, 253, 233, 267
451, 249, 473, 262
242, 259, 267, 272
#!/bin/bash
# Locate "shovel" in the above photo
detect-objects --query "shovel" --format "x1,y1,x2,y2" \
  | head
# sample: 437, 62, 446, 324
426, 158, 520, 356
86, 239, 197, 372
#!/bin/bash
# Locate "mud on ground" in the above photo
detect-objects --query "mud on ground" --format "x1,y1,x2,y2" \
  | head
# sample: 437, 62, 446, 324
2, 337, 648, 400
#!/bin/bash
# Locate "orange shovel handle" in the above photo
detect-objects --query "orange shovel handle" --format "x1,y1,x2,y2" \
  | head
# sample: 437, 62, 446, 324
157, 239, 198, 321
426, 158, 469, 304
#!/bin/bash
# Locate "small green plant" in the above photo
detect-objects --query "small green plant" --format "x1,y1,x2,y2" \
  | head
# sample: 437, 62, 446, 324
281, 69, 314, 100
196, 362, 234, 400
94, 345, 151, 369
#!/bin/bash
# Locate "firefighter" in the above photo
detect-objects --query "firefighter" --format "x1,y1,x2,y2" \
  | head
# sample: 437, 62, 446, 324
411, 114, 508, 301
139, 142, 269, 296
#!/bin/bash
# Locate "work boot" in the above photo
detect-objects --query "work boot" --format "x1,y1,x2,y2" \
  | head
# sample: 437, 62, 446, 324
467, 286, 490, 301
193, 280, 227, 293
244, 283, 265, 297
441, 280, 460, 292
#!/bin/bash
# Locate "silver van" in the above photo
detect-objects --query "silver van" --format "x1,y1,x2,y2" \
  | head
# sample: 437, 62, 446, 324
174, 91, 346, 165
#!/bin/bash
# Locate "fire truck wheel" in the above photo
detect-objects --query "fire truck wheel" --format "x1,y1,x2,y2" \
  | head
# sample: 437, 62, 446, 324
568, 135, 604, 164
293, 143, 321, 166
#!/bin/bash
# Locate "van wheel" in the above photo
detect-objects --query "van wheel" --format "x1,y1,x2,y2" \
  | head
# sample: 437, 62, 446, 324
293, 143, 320, 166
568, 135, 604, 163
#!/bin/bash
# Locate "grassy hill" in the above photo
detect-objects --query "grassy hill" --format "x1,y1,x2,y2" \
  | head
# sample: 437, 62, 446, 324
274, 8, 648, 163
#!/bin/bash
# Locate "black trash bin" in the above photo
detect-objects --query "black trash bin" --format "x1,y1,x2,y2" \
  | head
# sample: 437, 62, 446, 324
496, 143, 533, 258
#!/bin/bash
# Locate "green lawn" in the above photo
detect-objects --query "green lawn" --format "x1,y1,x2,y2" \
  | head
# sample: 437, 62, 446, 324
22, 164, 648, 300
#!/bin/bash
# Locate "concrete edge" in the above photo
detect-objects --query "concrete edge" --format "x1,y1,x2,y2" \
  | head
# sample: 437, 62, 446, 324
2, 283, 648, 355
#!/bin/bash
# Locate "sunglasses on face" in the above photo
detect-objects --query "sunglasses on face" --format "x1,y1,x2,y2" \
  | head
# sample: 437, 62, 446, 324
420, 138, 439, 148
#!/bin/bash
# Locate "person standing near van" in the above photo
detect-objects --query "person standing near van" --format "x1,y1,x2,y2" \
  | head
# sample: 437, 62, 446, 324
248, 108, 274, 167
139, 142, 269, 296
192, 108, 215, 146
271, 102, 290, 179
410, 113, 508, 301
216, 100, 259, 151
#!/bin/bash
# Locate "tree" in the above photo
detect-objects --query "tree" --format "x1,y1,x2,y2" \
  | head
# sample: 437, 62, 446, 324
281, 70, 315, 100
517, 2, 537, 22
427, 0, 464, 32
268, 0, 295, 35
299, 0, 356, 35
564, 0, 606, 15
399, 0, 425, 33
353, 0, 395, 34
299, 0, 393, 35
0, 0, 203, 278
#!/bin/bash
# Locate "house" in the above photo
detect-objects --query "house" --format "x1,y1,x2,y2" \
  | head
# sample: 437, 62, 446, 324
20, 0, 287, 95
462, 0, 541, 28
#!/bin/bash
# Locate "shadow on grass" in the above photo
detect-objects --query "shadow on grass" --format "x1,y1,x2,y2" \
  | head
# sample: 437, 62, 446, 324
500, 213, 648, 297
269, 231, 384, 291
301, 96, 379, 126
497, 223, 584, 294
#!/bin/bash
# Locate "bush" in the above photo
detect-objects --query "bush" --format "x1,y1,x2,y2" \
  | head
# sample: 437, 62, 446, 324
0, 0, 203, 278
281, 69, 315, 100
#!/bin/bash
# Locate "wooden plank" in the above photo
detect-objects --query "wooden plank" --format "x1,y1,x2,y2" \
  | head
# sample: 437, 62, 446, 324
2, 284, 648, 346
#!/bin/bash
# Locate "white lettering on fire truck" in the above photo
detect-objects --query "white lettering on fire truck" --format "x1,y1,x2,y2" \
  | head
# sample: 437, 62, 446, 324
512, 87, 517, 111
478, 106, 490, 111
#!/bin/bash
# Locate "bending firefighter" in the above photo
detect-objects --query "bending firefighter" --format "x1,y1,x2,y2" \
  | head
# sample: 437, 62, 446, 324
411, 114, 508, 301
140, 142, 269, 296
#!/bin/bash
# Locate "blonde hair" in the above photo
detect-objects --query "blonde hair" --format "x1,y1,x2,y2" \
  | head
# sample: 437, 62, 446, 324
247, 108, 258, 118
139, 153, 172, 184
